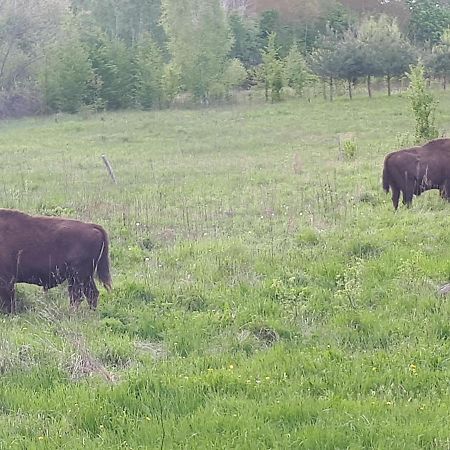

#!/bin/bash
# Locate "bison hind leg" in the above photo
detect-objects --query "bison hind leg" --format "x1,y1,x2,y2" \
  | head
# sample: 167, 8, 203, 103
0, 284, 16, 314
68, 280, 84, 310
402, 188, 414, 208
440, 181, 450, 201
391, 187, 400, 210
84, 278, 99, 310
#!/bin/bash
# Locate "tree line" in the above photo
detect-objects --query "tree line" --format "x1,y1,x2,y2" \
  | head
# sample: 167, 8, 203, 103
2, 0, 450, 118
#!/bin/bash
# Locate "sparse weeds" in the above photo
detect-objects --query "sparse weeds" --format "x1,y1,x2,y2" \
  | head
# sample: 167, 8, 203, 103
339, 133, 357, 160
335, 259, 363, 309
343, 139, 357, 160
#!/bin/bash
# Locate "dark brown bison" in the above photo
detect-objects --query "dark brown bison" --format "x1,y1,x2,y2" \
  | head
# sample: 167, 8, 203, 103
382, 138, 450, 209
0, 209, 112, 313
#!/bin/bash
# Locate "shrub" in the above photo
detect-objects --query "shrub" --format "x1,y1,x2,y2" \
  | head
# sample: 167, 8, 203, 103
407, 61, 439, 143
343, 139, 357, 160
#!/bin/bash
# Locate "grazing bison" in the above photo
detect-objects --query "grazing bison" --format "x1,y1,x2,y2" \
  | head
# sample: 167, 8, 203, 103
382, 138, 450, 209
0, 209, 112, 313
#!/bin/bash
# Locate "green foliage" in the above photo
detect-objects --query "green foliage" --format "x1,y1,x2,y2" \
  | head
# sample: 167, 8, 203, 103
40, 21, 94, 114
0, 0, 68, 115
261, 32, 284, 102
4, 0, 450, 117
343, 138, 357, 160
70, 0, 166, 47
223, 59, 247, 94
407, 61, 439, 142
406, 0, 450, 48
161, 62, 182, 105
427, 28, 450, 85
161, 0, 232, 102
228, 13, 261, 68
325, 3, 354, 36
257, 8, 312, 56
283, 42, 312, 96
134, 35, 164, 109
91, 36, 136, 110
310, 15, 415, 98
359, 15, 415, 93
333, 30, 366, 99
310, 30, 340, 82
258, 9, 282, 49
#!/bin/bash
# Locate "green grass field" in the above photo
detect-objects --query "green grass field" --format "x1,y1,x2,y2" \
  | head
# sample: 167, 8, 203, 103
1, 91, 450, 449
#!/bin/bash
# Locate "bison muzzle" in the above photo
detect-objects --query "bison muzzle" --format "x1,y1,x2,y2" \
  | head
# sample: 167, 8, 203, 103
382, 138, 450, 209
0, 209, 112, 313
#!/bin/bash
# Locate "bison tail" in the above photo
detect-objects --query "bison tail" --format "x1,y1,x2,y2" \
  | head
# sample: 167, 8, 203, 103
382, 161, 390, 193
94, 226, 112, 291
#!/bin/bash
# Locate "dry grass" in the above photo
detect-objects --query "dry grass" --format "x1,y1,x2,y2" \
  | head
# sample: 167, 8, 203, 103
64, 332, 117, 383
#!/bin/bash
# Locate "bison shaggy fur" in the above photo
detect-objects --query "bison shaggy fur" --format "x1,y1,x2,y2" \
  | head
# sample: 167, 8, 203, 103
382, 138, 450, 209
0, 209, 112, 313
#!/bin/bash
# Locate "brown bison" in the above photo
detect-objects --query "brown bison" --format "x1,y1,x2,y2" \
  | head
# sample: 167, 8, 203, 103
382, 138, 450, 209
0, 209, 112, 313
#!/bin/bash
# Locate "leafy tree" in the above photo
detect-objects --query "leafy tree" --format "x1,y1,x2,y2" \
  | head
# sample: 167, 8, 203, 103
325, 2, 354, 36
407, 61, 439, 143
258, 9, 281, 48
161, 62, 182, 105
0, 0, 69, 116
333, 31, 366, 99
223, 58, 247, 94
40, 20, 94, 113
258, 9, 311, 56
134, 34, 164, 109
283, 42, 312, 96
228, 13, 261, 68
427, 28, 450, 89
358, 15, 416, 96
310, 30, 341, 101
379, 35, 416, 96
70, 0, 166, 47
161, 0, 232, 102
260, 32, 283, 102
89, 35, 135, 109
406, 0, 450, 48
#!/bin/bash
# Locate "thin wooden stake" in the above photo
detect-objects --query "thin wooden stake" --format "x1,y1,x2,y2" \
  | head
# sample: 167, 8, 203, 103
101, 154, 117, 184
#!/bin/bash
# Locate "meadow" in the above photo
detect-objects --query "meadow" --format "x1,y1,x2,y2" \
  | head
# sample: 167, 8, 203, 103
1, 90, 450, 449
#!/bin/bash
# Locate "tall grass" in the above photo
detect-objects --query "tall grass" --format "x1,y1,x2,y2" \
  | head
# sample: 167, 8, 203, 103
1, 92, 450, 447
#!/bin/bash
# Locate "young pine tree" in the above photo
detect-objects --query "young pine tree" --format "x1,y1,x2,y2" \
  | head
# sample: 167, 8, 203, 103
284, 42, 312, 96
261, 32, 283, 102
161, 62, 182, 106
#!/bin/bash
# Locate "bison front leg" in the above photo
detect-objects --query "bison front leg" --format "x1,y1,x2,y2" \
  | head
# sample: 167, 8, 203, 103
84, 278, 99, 310
68, 280, 84, 311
